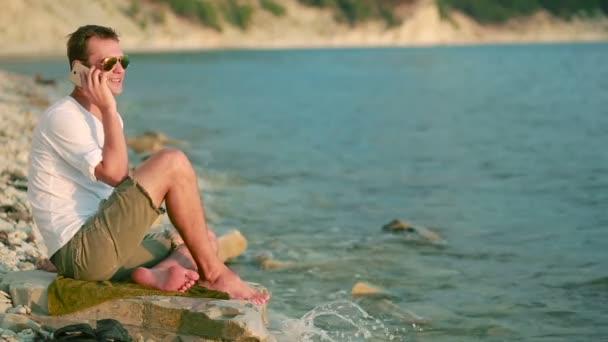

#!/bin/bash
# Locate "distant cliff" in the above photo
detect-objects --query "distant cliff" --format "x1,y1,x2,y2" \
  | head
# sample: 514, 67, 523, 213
1, 0, 607, 57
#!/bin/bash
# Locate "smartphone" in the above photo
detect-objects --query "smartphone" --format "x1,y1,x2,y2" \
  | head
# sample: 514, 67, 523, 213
69, 62, 90, 87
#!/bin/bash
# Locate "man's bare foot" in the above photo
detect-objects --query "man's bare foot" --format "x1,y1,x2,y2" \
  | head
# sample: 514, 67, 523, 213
199, 265, 270, 305
132, 265, 199, 292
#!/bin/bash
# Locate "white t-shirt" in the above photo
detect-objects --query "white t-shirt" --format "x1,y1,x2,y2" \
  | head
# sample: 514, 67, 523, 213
28, 96, 123, 257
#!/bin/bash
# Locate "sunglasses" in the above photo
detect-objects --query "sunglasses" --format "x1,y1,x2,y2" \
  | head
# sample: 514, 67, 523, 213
98, 55, 130, 71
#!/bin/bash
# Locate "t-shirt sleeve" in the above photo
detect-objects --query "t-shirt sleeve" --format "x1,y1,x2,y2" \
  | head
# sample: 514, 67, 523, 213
44, 109, 103, 181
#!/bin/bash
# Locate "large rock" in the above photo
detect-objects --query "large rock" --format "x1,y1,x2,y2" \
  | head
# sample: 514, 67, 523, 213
34, 295, 272, 341
0, 270, 54, 314
0, 271, 272, 341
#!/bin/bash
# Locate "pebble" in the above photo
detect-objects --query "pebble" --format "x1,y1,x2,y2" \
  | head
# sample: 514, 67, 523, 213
0, 220, 11, 232
0, 328, 18, 342
6, 305, 30, 315
16, 328, 36, 342
0, 292, 12, 314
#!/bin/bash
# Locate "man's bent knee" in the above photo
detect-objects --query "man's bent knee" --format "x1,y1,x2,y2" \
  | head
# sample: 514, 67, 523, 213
145, 148, 193, 178
134, 148, 196, 206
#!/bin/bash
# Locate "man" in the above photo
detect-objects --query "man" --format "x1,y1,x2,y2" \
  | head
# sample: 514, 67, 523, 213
28, 25, 269, 304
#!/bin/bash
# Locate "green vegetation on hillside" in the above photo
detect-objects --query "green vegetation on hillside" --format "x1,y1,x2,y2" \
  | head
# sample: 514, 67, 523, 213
123, 0, 167, 29
150, 0, 251, 31
220, 0, 254, 29
144, 0, 608, 32
298, 0, 411, 28
437, 0, 608, 23
260, 0, 286, 16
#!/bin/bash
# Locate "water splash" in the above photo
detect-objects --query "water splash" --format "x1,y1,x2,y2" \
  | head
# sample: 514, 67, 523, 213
272, 300, 401, 342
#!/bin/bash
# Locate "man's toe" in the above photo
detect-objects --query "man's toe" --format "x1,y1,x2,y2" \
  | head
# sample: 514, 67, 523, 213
186, 270, 200, 281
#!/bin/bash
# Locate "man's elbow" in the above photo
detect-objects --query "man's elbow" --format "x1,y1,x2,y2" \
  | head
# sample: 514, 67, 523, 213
95, 166, 128, 187
103, 173, 128, 187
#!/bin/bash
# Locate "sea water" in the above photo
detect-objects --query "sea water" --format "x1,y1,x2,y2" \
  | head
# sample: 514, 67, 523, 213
2, 43, 607, 341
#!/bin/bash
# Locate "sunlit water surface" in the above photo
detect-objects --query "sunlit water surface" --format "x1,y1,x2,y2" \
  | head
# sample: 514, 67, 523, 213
2, 43, 607, 341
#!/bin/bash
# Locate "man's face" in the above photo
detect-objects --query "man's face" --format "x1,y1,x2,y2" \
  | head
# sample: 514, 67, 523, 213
86, 36, 126, 96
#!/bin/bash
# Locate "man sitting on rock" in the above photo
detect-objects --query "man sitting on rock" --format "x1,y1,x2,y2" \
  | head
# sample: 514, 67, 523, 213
27, 25, 269, 304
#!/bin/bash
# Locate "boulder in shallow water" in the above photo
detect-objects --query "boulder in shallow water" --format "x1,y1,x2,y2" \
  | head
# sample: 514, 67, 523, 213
142, 131, 186, 146
127, 131, 186, 154
382, 219, 415, 232
126, 136, 165, 154
256, 253, 294, 271
382, 219, 445, 244
218, 230, 248, 263
351, 282, 385, 297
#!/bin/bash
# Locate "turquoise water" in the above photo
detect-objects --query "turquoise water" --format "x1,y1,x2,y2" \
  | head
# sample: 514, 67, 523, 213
2, 43, 607, 341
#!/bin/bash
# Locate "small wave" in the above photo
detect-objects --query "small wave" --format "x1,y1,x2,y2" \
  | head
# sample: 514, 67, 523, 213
271, 300, 404, 341
563, 276, 608, 289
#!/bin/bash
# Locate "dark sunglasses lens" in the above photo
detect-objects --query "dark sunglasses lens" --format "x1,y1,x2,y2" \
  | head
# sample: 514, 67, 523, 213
102, 57, 118, 71
120, 55, 130, 69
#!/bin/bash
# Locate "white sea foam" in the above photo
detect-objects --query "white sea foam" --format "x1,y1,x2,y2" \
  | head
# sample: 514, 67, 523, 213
270, 300, 403, 342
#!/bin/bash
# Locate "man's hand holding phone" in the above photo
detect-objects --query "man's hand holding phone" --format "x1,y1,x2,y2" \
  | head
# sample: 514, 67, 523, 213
69, 62, 89, 88
70, 61, 117, 114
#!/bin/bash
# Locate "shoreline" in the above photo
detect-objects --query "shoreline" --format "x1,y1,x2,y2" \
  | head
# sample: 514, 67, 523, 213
1, 37, 607, 61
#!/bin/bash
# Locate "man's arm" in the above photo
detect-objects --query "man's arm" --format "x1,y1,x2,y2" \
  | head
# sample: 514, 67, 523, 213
94, 108, 128, 186
84, 67, 128, 186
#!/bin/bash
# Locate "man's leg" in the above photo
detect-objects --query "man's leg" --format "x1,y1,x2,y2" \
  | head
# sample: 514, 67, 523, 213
112, 233, 199, 292
131, 245, 198, 292
132, 149, 269, 304
50, 176, 199, 291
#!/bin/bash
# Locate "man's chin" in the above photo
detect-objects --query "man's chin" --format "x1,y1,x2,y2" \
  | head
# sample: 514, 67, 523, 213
110, 87, 123, 96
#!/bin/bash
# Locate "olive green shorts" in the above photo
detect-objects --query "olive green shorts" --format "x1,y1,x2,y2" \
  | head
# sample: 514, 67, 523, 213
51, 177, 173, 281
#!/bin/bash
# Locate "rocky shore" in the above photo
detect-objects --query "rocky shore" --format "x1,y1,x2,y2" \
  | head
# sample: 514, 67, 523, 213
0, 70, 53, 268
0, 70, 56, 340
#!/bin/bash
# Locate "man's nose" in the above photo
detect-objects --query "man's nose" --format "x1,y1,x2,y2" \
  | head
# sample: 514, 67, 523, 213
113, 62, 126, 73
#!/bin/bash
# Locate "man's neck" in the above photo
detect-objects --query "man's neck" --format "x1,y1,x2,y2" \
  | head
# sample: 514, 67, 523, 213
70, 88, 103, 120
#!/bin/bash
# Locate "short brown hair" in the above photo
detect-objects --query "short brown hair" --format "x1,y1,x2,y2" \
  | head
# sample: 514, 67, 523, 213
66, 25, 119, 69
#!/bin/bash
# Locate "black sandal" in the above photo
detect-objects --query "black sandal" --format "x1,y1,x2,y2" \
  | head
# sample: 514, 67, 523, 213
52, 323, 97, 341
95, 319, 133, 342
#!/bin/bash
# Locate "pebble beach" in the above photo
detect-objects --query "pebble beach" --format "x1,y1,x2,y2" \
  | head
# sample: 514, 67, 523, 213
0, 70, 56, 340
0, 70, 53, 269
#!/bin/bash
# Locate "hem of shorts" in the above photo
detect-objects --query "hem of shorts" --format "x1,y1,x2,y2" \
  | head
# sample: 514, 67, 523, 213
131, 177, 164, 215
